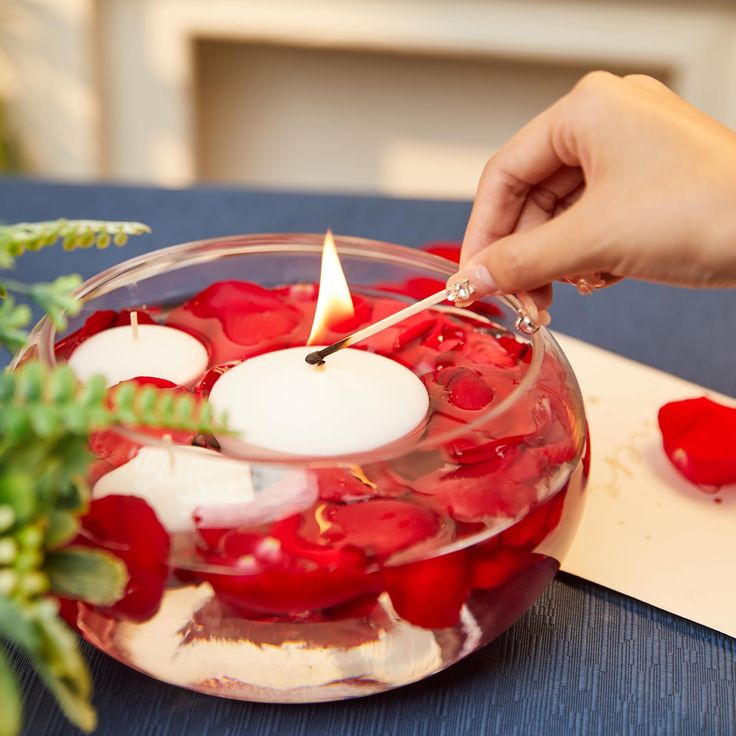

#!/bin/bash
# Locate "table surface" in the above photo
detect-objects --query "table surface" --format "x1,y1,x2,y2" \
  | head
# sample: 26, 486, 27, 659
2, 178, 735, 736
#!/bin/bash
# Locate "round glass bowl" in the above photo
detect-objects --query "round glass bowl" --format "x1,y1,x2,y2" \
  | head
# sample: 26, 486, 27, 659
15, 234, 589, 703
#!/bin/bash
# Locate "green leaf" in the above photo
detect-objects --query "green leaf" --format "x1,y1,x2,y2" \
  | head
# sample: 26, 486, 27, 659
30, 607, 96, 733
28, 405, 60, 438
0, 295, 31, 352
14, 362, 44, 402
46, 547, 128, 605
0, 598, 37, 652
0, 470, 35, 523
0, 219, 150, 269
0, 647, 21, 736
44, 512, 79, 550
28, 275, 83, 331
47, 366, 77, 404
0, 405, 31, 443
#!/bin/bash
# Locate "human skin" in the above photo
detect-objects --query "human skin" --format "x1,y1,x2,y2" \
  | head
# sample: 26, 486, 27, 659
448, 71, 736, 312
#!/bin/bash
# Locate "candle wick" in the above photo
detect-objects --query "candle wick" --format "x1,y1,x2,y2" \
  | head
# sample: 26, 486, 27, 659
163, 433, 175, 471
130, 311, 140, 341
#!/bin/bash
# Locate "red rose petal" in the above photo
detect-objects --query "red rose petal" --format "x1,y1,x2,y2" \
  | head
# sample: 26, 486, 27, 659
192, 361, 240, 396
413, 446, 542, 522
438, 367, 494, 410
445, 433, 527, 465
185, 281, 302, 345
500, 498, 553, 548
396, 317, 436, 350
658, 396, 736, 487
315, 467, 379, 502
325, 294, 373, 334
384, 549, 471, 628
81, 495, 169, 621
319, 499, 441, 560
422, 317, 466, 352
471, 545, 539, 589
199, 523, 376, 616
55, 309, 156, 360
461, 332, 517, 368
377, 277, 449, 301
498, 335, 533, 364
421, 243, 462, 263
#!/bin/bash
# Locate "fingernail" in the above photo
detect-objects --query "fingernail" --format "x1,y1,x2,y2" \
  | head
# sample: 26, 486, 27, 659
446, 264, 497, 303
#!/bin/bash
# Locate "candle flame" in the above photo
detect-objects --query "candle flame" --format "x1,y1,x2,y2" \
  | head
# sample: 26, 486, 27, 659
307, 229, 355, 345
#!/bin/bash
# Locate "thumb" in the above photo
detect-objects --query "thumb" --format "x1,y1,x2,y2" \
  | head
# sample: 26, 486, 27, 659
450, 204, 608, 297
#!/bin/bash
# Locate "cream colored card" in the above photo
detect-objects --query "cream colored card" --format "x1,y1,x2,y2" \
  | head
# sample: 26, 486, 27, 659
553, 333, 736, 638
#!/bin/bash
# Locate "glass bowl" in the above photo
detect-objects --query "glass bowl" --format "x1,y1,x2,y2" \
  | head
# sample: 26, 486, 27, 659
14, 234, 589, 703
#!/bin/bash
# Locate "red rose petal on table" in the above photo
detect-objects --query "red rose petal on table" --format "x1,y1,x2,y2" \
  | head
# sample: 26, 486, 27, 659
384, 549, 471, 629
80, 495, 169, 621
658, 396, 736, 487
185, 280, 302, 345
318, 499, 441, 560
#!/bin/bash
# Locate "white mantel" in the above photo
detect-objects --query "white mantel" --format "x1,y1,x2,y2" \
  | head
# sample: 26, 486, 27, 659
4, 0, 736, 197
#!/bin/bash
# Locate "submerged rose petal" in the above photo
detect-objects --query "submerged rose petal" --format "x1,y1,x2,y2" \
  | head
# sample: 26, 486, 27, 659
80, 495, 169, 621
318, 499, 441, 561
437, 366, 494, 410
471, 545, 541, 589
384, 549, 471, 628
199, 520, 377, 616
658, 396, 736, 487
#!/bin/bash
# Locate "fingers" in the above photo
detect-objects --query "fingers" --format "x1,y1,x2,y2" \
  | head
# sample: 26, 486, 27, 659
513, 166, 584, 233
452, 202, 611, 296
461, 95, 581, 266
527, 284, 553, 311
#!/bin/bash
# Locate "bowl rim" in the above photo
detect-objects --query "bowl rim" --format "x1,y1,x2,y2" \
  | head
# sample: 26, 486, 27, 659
16, 232, 584, 469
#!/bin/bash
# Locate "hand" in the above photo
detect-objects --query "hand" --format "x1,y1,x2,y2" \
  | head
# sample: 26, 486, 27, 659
449, 72, 736, 311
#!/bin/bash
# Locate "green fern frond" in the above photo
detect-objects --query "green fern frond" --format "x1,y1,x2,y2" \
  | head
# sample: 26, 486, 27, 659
0, 219, 150, 354
0, 220, 150, 266
0, 361, 225, 735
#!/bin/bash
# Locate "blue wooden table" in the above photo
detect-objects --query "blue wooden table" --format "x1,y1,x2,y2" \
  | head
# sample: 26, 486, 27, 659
2, 178, 735, 736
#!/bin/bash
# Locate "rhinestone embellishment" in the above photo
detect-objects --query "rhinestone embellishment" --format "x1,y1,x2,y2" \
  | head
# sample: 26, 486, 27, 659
446, 278, 476, 303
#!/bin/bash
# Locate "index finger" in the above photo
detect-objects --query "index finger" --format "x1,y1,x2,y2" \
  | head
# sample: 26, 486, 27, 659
461, 94, 581, 265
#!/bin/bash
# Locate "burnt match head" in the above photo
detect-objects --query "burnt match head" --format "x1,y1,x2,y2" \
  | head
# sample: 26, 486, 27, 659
304, 339, 348, 366
305, 350, 325, 366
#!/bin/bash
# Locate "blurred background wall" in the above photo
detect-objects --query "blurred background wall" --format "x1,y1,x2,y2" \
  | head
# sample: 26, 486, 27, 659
1, 0, 736, 199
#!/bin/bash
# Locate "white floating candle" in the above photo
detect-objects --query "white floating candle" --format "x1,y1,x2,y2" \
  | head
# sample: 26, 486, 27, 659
209, 346, 429, 457
68, 322, 208, 387
93, 445, 254, 532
